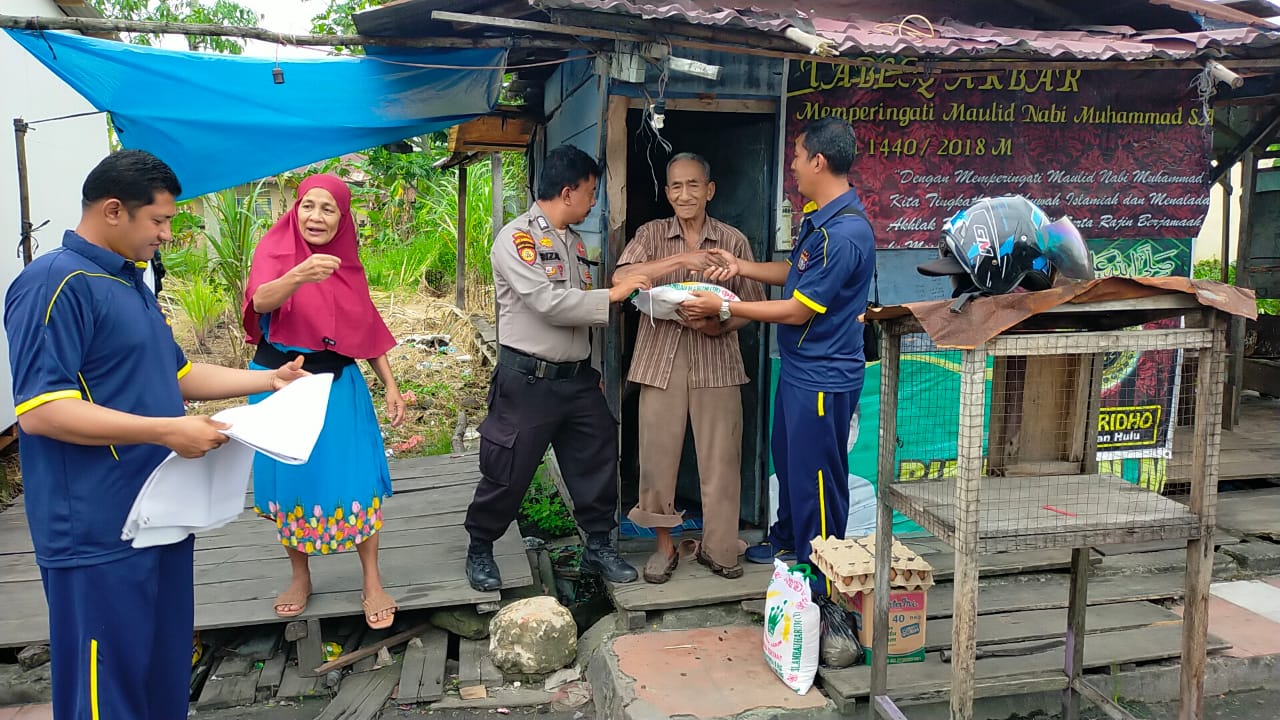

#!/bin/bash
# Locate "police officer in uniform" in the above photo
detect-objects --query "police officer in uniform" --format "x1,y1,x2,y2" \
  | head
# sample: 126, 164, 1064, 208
465, 145, 650, 590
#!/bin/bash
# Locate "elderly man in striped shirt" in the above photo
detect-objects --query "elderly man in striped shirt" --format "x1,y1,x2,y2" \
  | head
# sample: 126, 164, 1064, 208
613, 152, 766, 584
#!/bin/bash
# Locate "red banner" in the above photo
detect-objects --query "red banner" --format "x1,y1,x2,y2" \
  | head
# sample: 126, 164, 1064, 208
784, 60, 1214, 249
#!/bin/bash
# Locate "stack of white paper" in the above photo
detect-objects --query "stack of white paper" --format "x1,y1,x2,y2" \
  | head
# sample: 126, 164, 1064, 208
121, 373, 333, 548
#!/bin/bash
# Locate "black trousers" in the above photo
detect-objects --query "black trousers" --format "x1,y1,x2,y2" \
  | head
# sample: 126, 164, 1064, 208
464, 364, 619, 544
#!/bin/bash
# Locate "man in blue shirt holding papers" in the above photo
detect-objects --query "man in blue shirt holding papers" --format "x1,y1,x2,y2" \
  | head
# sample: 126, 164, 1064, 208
683, 118, 876, 593
5, 150, 306, 720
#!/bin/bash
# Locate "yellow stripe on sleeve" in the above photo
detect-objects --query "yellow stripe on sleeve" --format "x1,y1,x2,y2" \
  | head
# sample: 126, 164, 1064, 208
794, 290, 827, 314
15, 389, 81, 416
176, 360, 193, 380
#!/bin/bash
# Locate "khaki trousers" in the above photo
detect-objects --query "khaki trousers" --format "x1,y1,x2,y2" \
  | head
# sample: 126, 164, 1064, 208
627, 335, 743, 567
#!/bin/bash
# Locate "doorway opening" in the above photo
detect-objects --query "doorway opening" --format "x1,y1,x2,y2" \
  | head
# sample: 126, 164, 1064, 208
614, 105, 778, 537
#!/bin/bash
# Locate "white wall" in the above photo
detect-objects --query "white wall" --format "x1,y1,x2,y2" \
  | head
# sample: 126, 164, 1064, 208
0, 0, 111, 427
1195, 164, 1245, 268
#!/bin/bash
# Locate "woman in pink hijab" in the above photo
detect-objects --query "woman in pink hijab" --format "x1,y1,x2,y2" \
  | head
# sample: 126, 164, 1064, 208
243, 174, 406, 629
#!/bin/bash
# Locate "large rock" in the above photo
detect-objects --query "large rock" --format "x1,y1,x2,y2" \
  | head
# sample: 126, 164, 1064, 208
488, 596, 577, 675
0, 661, 51, 706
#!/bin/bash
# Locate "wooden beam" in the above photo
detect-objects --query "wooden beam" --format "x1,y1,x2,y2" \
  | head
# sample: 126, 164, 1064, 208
488, 150, 504, 331
623, 97, 776, 114
310, 622, 432, 675
1211, 104, 1280, 184
456, 164, 468, 309
0, 13, 575, 49
426, 10, 1280, 74
432, 10, 644, 43
546, 7, 804, 54
448, 115, 535, 153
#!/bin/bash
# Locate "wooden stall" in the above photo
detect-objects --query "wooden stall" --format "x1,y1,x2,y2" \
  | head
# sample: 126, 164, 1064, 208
866, 284, 1255, 720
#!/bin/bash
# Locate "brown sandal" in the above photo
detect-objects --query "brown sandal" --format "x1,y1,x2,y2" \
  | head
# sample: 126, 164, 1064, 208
273, 587, 310, 618
361, 590, 398, 630
642, 550, 679, 584
695, 548, 744, 580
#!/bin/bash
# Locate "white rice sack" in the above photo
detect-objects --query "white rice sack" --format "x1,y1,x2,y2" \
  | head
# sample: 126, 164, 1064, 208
630, 281, 739, 321
763, 559, 821, 694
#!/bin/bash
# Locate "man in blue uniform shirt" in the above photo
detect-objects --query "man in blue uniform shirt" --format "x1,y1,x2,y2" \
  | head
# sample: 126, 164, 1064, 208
683, 118, 875, 593
5, 150, 307, 720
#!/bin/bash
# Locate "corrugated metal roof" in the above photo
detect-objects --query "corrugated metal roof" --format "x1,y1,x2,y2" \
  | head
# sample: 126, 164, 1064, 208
536, 0, 1280, 60
357, 0, 1280, 61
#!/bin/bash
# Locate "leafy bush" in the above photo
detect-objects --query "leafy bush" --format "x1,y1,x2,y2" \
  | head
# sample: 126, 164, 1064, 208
171, 278, 225, 352
518, 464, 577, 540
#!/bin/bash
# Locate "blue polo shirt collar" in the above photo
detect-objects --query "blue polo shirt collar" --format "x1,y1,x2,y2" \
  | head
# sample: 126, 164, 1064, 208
62, 230, 139, 279
800, 188, 862, 236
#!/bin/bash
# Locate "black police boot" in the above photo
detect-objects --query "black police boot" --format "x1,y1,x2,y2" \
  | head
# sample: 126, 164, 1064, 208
580, 532, 638, 583
465, 540, 503, 592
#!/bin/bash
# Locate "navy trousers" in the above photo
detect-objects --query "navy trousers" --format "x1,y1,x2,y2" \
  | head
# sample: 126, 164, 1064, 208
769, 376, 857, 594
41, 535, 195, 720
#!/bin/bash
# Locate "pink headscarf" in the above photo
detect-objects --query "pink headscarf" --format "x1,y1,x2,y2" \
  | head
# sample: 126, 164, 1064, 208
243, 174, 395, 360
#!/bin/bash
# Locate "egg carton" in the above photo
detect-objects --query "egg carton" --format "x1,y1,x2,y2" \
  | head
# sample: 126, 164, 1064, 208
810, 534, 935, 593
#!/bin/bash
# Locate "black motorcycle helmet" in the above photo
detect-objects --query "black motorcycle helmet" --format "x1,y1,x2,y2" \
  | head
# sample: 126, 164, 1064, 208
917, 195, 1093, 297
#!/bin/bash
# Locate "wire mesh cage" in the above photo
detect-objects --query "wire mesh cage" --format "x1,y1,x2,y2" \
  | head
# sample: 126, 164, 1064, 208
879, 302, 1224, 554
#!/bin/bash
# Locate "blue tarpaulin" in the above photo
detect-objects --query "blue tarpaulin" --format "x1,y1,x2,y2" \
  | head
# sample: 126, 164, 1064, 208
6, 29, 507, 199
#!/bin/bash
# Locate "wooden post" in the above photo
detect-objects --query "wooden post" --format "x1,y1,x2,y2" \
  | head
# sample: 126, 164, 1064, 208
14, 118, 33, 266
1064, 353, 1102, 719
950, 344, 988, 720
869, 322, 900, 720
486, 152, 501, 317
1228, 150, 1257, 428
603, 94, 629, 528
1219, 174, 1232, 286
455, 163, 468, 309
1180, 314, 1228, 720
1062, 547, 1090, 719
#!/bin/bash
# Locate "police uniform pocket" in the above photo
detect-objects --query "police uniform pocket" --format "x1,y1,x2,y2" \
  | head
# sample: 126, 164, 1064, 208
477, 418, 519, 486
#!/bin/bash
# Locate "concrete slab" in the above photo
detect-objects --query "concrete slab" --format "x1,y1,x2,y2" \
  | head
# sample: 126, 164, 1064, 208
1220, 540, 1280, 575
0, 706, 51, 720
609, 627, 832, 720
1093, 547, 1237, 578
1211, 580, 1280, 624
1173, 595, 1280, 658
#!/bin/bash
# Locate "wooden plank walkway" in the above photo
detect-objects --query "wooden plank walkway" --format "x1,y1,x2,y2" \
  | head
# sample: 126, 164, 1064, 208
605, 544, 1097, 614
1219, 394, 1280, 482
818, 617, 1230, 709
0, 453, 531, 648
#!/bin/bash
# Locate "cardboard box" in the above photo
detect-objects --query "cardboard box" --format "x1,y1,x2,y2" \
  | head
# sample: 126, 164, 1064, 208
810, 534, 932, 664
837, 587, 928, 664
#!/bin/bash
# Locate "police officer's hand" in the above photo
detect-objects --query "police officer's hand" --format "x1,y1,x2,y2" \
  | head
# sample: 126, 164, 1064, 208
700, 249, 740, 283
162, 416, 231, 458
289, 254, 341, 284
608, 273, 651, 303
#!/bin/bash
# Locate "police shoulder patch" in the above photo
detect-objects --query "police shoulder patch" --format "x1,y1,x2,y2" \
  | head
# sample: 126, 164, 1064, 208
513, 230, 537, 265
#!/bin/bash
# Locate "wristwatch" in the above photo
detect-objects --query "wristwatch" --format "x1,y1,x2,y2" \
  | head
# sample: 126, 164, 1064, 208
718, 301, 732, 322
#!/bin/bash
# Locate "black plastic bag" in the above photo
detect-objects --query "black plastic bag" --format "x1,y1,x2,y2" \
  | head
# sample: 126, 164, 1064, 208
817, 594, 864, 668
